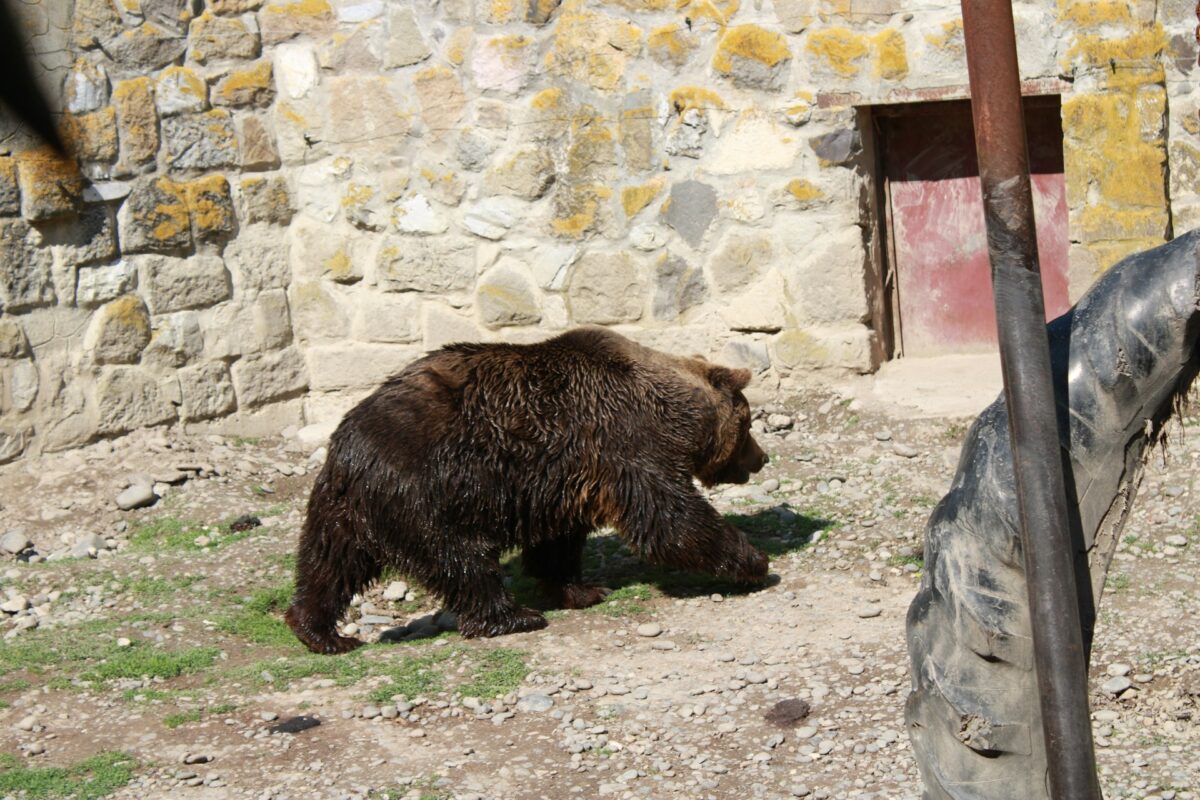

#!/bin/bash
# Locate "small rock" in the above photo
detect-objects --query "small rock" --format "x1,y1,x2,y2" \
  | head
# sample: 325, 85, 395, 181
116, 637, 132, 647
1101, 676, 1133, 696
382, 581, 410, 601
874, 430, 892, 441
636, 622, 662, 638
1, 530, 31, 555
760, 478, 780, 493
228, 515, 261, 533
267, 716, 321, 735
1105, 663, 1131, 678
361, 705, 381, 719
116, 483, 158, 510
1, 596, 30, 614
1164, 534, 1188, 547
517, 694, 554, 713
891, 443, 919, 458
764, 698, 811, 728
856, 606, 882, 619
183, 753, 212, 765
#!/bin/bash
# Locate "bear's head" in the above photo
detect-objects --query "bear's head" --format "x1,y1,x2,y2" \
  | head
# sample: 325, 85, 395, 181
692, 363, 768, 487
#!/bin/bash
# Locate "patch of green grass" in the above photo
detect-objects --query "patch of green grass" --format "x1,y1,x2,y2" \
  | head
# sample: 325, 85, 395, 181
81, 645, 220, 683
0, 751, 136, 800
0, 621, 122, 677
245, 651, 373, 690
119, 575, 205, 599
209, 702, 237, 715
1108, 573, 1132, 593
456, 648, 528, 699
887, 554, 924, 570
163, 709, 201, 729
587, 583, 652, 618
910, 494, 937, 508
231, 436, 261, 447
127, 517, 208, 551
366, 650, 456, 703
216, 583, 297, 648
121, 687, 181, 703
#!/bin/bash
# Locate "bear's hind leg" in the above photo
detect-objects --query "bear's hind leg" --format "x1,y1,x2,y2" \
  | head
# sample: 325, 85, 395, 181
286, 509, 383, 654
522, 529, 611, 609
425, 547, 547, 638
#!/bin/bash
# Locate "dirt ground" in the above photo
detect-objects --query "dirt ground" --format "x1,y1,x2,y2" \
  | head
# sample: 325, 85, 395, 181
0, 374, 1197, 800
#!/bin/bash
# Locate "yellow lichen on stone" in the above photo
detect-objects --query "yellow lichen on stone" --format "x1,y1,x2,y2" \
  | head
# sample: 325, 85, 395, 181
545, 6, 643, 92
1058, 0, 1133, 27
182, 175, 233, 237
278, 101, 307, 126
323, 249, 353, 278
806, 27, 869, 77
1063, 26, 1166, 89
648, 25, 696, 66
1062, 90, 1167, 209
531, 87, 563, 110
677, 0, 739, 26
713, 24, 791, 74
786, 178, 822, 202
488, 0, 516, 23
149, 177, 191, 243
61, 107, 118, 163
551, 202, 599, 238
871, 29, 907, 80
668, 86, 725, 113
214, 61, 273, 104
605, 0, 672, 10
107, 294, 151, 335
445, 28, 473, 65
923, 18, 963, 50
262, 0, 331, 18
159, 65, 206, 101
621, 178, 665, 217
342, 182, 374, 208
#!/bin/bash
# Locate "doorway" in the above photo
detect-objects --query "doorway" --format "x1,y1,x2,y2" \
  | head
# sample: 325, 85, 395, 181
874, 97, 1069, 357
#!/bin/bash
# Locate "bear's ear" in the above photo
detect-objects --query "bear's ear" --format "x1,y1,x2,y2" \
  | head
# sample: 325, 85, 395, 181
707, 365, 751, 393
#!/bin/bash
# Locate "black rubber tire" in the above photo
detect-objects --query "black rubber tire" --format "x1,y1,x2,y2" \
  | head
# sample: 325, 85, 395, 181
905, 230, 1200, 799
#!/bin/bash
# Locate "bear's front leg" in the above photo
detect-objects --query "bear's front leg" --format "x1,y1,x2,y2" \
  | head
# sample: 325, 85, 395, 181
428, 548, 549, 638
522, 529, 612, 610
614, 475, 769, 584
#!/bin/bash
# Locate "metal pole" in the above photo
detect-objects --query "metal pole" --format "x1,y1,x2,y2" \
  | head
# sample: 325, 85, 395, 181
958, 1, 1102, 797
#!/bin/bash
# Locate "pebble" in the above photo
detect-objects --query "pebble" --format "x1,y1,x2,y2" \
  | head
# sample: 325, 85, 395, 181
0, 530, 31, 555
1164, 534, 1188, 547
856, 606, 882, 619
891, 443, 920, 458
1106, 663, 1131, 677
651, 640, 676, 651
874, 429, 892, 441
382, 581, 410, 601
635, 623, 662, 638
115, 482, 158, 511
517, 694, 555, 713
1101, 676, 1133, 696
760, 478, 780, 493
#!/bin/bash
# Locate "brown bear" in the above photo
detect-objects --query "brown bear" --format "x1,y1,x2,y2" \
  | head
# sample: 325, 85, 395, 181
285, 327, 770, 654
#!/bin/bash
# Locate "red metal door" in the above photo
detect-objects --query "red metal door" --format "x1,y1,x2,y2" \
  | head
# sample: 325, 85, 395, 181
882, 98, 1069, 356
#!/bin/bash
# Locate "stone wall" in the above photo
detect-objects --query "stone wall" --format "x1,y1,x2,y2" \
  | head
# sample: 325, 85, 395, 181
0, 0, 1195, 461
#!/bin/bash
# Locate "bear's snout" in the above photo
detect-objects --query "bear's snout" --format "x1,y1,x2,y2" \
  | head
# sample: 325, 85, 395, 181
742, 436, 768, 474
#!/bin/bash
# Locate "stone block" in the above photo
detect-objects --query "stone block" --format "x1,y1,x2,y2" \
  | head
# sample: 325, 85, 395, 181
377, 236, 474, 293
117, 176, 191, 254
260, 0, 335, 45
662, 180, 717, 249
771, 325, 872, 372
0, 426, 31, 463
545, 8, 641, 93
528, 244, 578, 290
719, 271, 789, 333
73, 0, 123, 49
142, 0, 195, 34
83, 294, 152, 364
318, 18, 385, 72
112, 77, 160, 171
139, 254, 232, 313
0, 318, 29, 358
486, 147, 555, 199
709, 232, 773, 295
0, 219, 55, 311
713, 25, 792, 91
61, 107, 118, 163
15, 148, 84, 221
231, 346, 308, 406
274, 43, 320, 100
290, 216, 367, 283
621, 94, 655, 173
351, 292, 421, 343
463, 198, 521, 240
719, 337, 772, 374
477, 262, 541, 329
708, 112, 802, 174
162, 111, 239, 172
568, 251, 645, 324
782, 222, 868, 325
182, 175, 236, 243
202, 301, 257, 358
36, 205, 117, 267
0, 157, 18, 216
647, 24, 698, 67
422, 302, 482, 350
211, 0, 264, 13
188, 12, 261, 64
414, 67, 466, 139
76, 261, 136, 308
254, 289, 293, 349
141, 310, 203, 368
239, 175, 293, 225
102, 22, 189, 69
385, 3, 431, 68
238, 115, 281, 171
155, 67, 208, 117
304, 343, 420, 391
95, 366, 177, 434
223, 224, 291, 291
324, 75, 413, 152
472, 35, 533, 95
179, 361, 237, 420
652, 253, 707, 321
7, 361, 38, 412
288, 281, 350, 343
213, 61, 275, 108
810, 128, 862, 166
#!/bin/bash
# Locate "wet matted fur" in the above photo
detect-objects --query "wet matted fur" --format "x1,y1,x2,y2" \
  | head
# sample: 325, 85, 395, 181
286, 327, 770, 654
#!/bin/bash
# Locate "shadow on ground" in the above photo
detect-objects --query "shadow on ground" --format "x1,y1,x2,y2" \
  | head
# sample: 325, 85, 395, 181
502, 506, 835, 614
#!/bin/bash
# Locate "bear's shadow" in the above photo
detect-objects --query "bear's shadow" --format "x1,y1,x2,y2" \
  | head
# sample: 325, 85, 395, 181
505, 505, 832, 610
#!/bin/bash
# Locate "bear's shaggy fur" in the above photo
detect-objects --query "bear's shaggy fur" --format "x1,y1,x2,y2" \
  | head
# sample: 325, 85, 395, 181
285, 327, 769, 654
